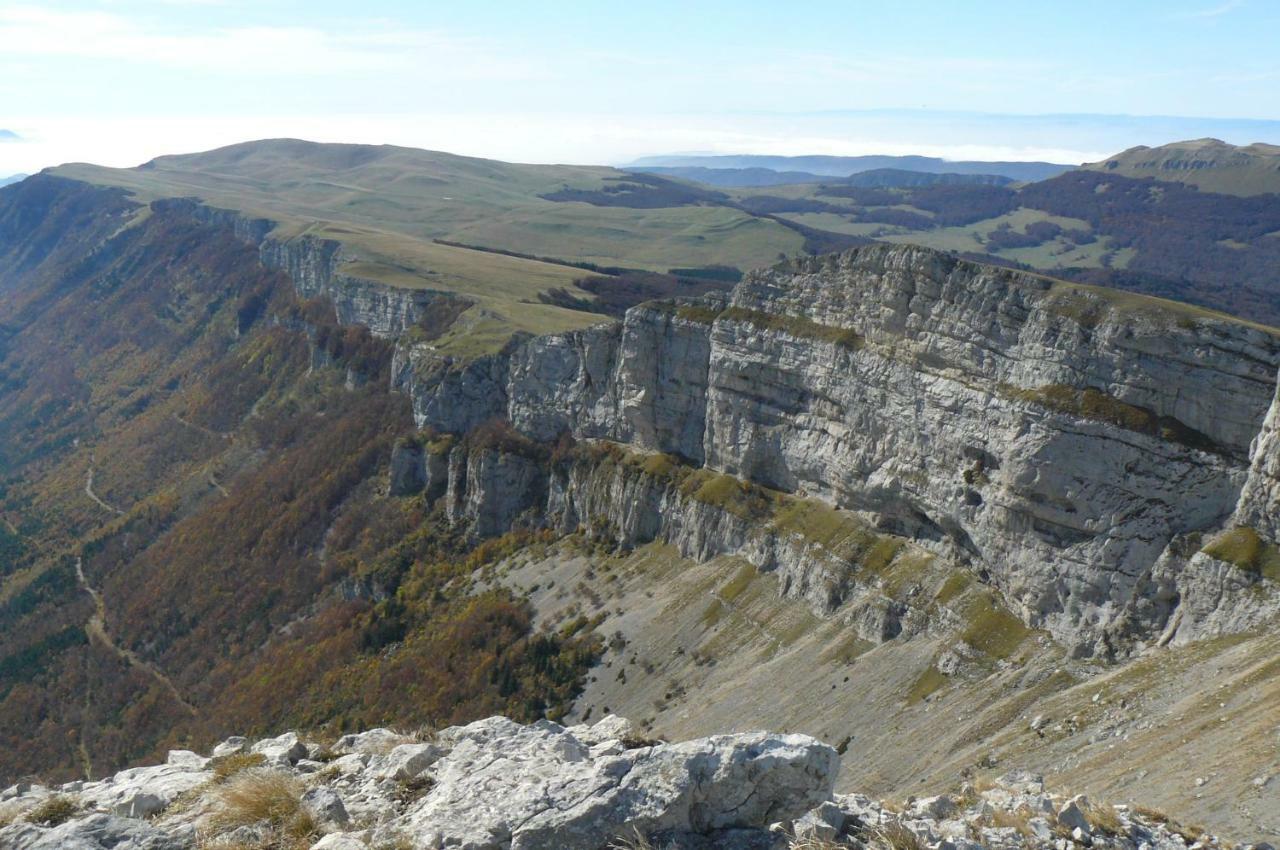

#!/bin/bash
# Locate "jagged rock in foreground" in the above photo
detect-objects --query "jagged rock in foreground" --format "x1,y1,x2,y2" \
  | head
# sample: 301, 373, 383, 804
0, 716, 1262, 850
0, 716, 835, 850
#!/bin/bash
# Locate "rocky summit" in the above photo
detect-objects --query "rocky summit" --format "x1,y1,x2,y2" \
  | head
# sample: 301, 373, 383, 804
0, 715, 1258, 850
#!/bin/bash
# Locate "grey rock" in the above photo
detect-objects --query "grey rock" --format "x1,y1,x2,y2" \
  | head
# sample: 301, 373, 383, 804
792, 800, 846, 840
400, 716, 837, 850
0, 813, 182, 849
211, 736, 248, 758
251, 731, 308, 765
302, 786, 350, 826
310, 835, 369, 850
372, 742, 444, 781
1236, 367, 1280, 541
164, 750, 208, 770
84, 763, 209, 819
392, 243, 1280, 652
334, 728, 412, 755
1057, 796, 1092, 834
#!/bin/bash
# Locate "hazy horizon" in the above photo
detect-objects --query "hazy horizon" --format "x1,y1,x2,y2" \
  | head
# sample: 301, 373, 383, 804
3, 0, 1280, 175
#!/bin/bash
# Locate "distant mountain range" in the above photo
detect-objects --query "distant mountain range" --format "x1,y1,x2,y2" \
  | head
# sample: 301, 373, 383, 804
628, 166, 828, 187
0, 174, 27, 188
631, 165, 1015, 188
627, 153, 1073, 183
0, 130, 18, 142
1084, 138, 1280, 196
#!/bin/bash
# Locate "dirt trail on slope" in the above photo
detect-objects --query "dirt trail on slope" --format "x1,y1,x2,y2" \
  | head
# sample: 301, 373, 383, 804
83, 460, 123, 516
172, 412, 231, 442
75, 556, 197, 716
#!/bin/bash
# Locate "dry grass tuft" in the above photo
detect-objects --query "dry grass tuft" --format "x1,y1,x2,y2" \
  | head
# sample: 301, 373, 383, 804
870, 820, 922, 850
1132, 804, 1170, 824
608, 828, 666, 850
205, 769, 315, 849
210, 751, 267, 781
787, 834, 847, 850
25, 795, 78, 827
988, 807, 1033, 836
1085, 801, 1125, 836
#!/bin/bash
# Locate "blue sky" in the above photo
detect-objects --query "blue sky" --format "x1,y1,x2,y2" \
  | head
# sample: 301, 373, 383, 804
2, 0, 1279, 173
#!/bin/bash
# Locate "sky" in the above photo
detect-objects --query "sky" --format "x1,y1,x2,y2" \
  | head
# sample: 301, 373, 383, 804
2, 0, 1280, 175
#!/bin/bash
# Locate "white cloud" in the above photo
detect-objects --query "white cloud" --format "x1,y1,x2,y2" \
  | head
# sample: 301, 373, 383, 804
1176, 0, 1243, 18
0, 112, 1120, 179
0, 5, 539, 78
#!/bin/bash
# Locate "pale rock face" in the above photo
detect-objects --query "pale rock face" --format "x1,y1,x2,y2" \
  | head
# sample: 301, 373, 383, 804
79, 763, 211, 819
333, 728, 412, 756
211, 736, 248, 758
0, 813, 182, 849
445, 447, 547, 540
1235, 368, 1280, 541
395, 716, 836, 850
205, 207, 1280, 650
406, 245, 1280, 651
370, 742, 444, 781
251, 731, 308, 766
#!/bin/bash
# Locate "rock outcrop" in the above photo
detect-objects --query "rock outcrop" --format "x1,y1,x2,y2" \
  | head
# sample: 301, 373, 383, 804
0, 717, 836, 850
132, 200, 1280, 653
0, 720, 1260, 850
392, 245, 1280, 654
1235, 367, 1280, 540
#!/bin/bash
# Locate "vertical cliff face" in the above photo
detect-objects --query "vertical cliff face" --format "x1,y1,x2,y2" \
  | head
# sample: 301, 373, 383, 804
405, 245, 1280, 654
1235, 369, 1280, 540
175, 199, 449, 337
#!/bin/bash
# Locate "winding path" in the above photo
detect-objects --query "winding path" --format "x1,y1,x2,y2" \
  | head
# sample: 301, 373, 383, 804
75, 556, 197, 715
83, 461, 124, 516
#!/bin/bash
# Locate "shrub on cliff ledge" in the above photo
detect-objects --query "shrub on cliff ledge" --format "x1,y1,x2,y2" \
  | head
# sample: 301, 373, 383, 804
1202, 526, 1280, 581
465, 418, 549, 460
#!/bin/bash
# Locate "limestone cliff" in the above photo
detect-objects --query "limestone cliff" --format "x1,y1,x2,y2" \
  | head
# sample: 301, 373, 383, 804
1236, 368, 1280, 540
398, 246, 1280, 655
138, 197, 1280, 655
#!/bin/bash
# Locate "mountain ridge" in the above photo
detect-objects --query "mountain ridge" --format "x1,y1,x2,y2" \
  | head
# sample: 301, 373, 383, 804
1084, 137, 1280, 196
626, 152, 1074, 182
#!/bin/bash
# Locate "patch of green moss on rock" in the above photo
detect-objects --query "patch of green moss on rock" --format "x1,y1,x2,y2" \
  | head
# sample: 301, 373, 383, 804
907, 666, 949, 704
720, 306, 863, 351
961, 592, 1031, 660
1202, 526, 1280, 582
1008, 383, 1221, 454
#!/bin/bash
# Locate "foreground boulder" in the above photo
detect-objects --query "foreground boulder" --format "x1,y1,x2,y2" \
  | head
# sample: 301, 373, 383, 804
393, 717, 837, 849
0, 716, 836, 850
0, 813, 182, 849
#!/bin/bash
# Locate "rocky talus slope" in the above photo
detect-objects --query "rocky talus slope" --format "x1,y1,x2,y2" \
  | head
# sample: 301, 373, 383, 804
0, 716, 1259, 850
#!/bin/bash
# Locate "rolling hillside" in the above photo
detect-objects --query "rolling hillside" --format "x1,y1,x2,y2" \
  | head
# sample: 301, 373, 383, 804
46, 137, 1280, 335
1085, 138, 1280, 196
